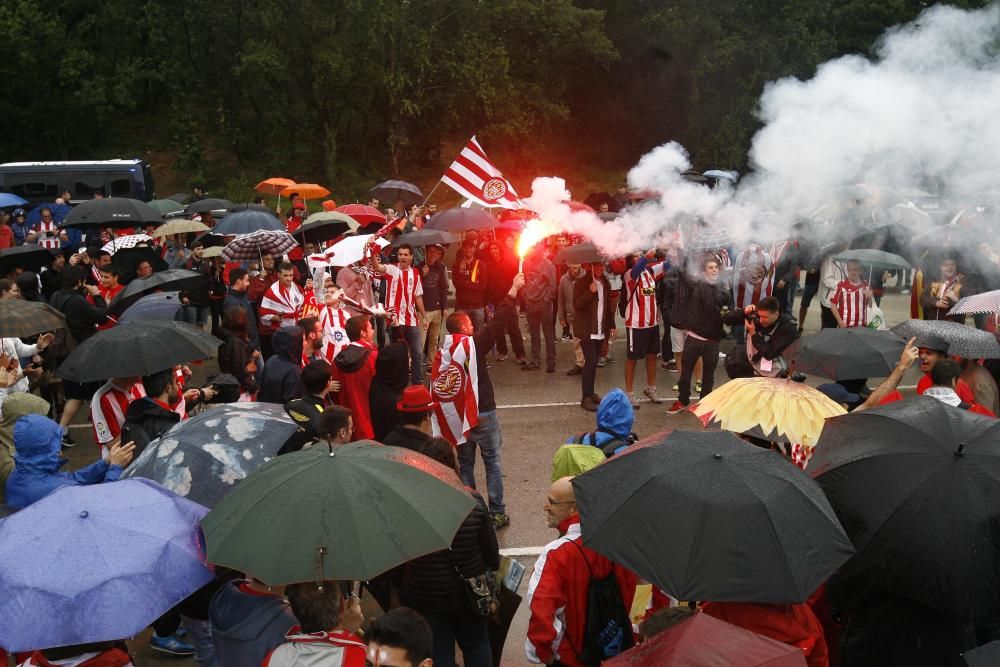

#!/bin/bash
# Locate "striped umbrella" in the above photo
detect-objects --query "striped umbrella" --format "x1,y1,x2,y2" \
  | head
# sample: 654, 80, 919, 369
0, 299, 65, 338
949, 290, 1000, 316
221, 230, 297, 262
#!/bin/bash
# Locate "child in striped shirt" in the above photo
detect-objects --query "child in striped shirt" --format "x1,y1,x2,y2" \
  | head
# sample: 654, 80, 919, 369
831, 259, 873, 328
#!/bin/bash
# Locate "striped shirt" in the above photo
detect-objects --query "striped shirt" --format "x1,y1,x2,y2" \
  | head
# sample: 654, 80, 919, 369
319, 305, 352, 361
33, 221, 61, 249
831, 280, 869, 328
624, 262, 666, 329
384, 264, 423, 327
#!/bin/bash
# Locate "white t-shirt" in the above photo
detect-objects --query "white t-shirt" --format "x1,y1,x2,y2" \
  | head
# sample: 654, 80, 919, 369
592, 280, 606, 340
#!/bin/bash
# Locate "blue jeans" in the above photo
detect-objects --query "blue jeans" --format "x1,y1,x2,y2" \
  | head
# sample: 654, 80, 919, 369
457, 410, 505, 514
181, 305, 210, 326
423, 611, 492, 667
181, 616, 218, 667
394, 325, 423, 385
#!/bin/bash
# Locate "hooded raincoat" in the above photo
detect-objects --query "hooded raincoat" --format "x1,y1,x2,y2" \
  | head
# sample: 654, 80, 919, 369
369, 341, 409, 442
0, 392, 50, 503
259, 327, 304, 404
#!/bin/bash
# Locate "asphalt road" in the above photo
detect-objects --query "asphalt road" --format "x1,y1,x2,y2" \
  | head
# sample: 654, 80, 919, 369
53, 291, 921, 666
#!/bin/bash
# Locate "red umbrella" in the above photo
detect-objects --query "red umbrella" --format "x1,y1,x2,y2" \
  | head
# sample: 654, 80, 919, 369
335, 204, 385, 226
605, 611, 806, 667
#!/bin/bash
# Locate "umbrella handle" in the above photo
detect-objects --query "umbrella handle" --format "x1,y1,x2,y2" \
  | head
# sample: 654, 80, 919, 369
315, 546, 328, 590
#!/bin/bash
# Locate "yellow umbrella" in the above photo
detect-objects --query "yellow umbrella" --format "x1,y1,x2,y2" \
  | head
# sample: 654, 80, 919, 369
691, 377, 846, 448
150, 219, 211, 238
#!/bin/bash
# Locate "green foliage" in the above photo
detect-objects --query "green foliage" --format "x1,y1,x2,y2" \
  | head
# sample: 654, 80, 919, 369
0, 0, 993, 197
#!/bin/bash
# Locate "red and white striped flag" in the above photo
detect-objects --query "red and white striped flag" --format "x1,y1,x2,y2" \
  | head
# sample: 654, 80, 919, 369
430, 334, 480, 446
441, 136, 524, 209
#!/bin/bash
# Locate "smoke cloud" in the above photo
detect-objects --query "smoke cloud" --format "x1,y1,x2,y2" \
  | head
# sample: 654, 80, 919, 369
526, 3, 1000, 258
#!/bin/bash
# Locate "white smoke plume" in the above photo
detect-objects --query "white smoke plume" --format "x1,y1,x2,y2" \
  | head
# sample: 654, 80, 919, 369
524, 3, 1000, 258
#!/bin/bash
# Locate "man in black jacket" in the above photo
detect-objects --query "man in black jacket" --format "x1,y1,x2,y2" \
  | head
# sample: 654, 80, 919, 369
726, 296, 800, 379
383, 385, 435, 451
667, 257, 743, 414
279, 360, 336, 455
259, 326, 304, 404
121, 368, 182, 457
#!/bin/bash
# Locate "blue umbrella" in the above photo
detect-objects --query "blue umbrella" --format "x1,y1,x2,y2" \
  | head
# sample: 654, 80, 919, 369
0, 193, 28, 208
122, 402, 296, 508
0, 478, 212, 652
118, 291, 184, 323
25, 203, 71, 226
211, 208, 283, 236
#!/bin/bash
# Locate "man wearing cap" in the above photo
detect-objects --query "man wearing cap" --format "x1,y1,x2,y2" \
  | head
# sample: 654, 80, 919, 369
914, 335, 976, 401
383, 385, 435, 451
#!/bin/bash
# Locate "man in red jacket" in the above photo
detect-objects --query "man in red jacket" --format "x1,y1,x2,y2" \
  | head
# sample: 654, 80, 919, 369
525, 476, 636, 667
331, 315, 378, 439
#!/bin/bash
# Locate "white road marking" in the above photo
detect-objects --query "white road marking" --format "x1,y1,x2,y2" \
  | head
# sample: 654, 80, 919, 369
500, 546, 544, 557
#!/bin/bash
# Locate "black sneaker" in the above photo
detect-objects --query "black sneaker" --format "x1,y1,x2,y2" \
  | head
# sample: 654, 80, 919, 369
566, 366, 583, 376
61, 432, 76, 448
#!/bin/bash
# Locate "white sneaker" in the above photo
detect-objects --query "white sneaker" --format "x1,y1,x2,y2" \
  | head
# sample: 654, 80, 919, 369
643, 387, 662, 404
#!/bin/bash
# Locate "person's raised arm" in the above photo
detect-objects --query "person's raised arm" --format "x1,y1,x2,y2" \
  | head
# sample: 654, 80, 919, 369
856, 337, 919, 411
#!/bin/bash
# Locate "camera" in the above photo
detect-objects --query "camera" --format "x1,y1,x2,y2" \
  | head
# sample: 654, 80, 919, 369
744, 308, 760, 326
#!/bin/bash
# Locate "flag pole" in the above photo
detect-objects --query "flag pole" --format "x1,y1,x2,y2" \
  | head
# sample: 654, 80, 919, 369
419, 180, 442, 209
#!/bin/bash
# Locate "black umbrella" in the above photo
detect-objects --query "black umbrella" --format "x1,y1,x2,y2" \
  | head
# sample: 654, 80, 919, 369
112, 247, 169, 277
393, 229, 456, 248
0, 299, 66, 338
791, 328, 907, 380
168, 193, 193, 204
964, 640, 1000, 667
424, 208, 495, 232
0, 246, 57, 275
552, 242, 605, 264
107, 269, 207, 316
811, 397, 1000, 620
56, 320, 221, 383
211, 208, 283, 236
573, 430, 855, 604
184, 198, 235, 216
292, 216, 353, 244
61, 198, 163, 230
891, 319, 1000, 359
370, 180, 423, 206
119, 292, 184, 323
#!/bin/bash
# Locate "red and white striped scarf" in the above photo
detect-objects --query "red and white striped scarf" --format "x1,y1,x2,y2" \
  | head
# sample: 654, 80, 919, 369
318, 305, 351, 361
431, 334, 479, 446
260, 281, 304, 328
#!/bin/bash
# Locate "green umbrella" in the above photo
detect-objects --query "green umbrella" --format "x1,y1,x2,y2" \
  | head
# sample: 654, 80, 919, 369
149, 199, 185, 216
201, 441, 475, 585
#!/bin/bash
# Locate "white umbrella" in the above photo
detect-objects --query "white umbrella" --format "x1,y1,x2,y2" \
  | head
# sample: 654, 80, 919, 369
101, 234, 153, 254
316, 235, 389, 267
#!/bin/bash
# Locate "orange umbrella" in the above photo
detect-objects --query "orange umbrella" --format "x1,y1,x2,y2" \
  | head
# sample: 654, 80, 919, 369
280, 183, 330, 200
254, 178, 296, 195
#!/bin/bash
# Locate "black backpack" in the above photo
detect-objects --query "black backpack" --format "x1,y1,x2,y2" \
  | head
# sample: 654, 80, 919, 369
569, 540, 634, 666
573, 428, 636, 458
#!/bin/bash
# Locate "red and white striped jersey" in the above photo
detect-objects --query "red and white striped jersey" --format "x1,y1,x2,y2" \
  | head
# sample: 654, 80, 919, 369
832, 280, 869, 328
319, 305, 352, 361
733, 246, 776, 310
383, 264, 423, 327
33, 221, 61, 249
91, 381, 145, 448
624, 262, 666, 329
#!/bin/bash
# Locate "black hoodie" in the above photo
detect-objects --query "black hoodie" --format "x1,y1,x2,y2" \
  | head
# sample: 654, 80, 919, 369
259, 326, 303, 404
121, 397, 181, 458
369, 341, 410, 441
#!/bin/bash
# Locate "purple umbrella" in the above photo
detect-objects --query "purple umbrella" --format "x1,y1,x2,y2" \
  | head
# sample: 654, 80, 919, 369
0, 478, 213, 652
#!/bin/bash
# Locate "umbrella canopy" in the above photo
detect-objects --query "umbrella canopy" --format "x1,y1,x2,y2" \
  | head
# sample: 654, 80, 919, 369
964, 639, 1000, 667
167, 193, 193, 204
393, 229, 456, 248
280, 183, 330, 200
111, 247, 168, 276
791, 328, 908, 381
0, 478, 212, 652
211, 208, 283, 236
108, 268, 207, 315
0, 193, 28, 207
553, 242, 605, 264
811, 397, 1000, 619
150, 219, 211, 238
123, 403, 296, 508
320, 235, 388, 267
184, 198, 234, 216
221, 230, 297, 262
202, 441, 475, 584
335, 204, 385, 226
293, 212, 357, 243
148, 199, 185, 216
0, 245, 57, 274
370, 180, 423, 206
61, 198, 162, 230
691, 377, 846, 447
101, 233, 153, 254
687, 226, 732, 253
424, 208, 496, 232
604, 611, 806, 667
255, 177, 296, 195
202, 245, 224, 258
891, 319, 1000, 359
57, 321, 221, 382
25, 203, 71, 226
949, 290, 1000, 316
118, 291, 184, 324
0, 299, 65, 338
574, 430, 854, 604
833, 248, 911, 270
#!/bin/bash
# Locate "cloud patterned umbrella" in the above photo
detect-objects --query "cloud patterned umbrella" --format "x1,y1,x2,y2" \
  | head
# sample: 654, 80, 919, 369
122, 403, 297, 507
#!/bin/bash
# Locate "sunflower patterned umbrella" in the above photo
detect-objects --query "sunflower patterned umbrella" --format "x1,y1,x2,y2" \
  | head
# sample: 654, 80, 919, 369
691, 377, 846, 449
